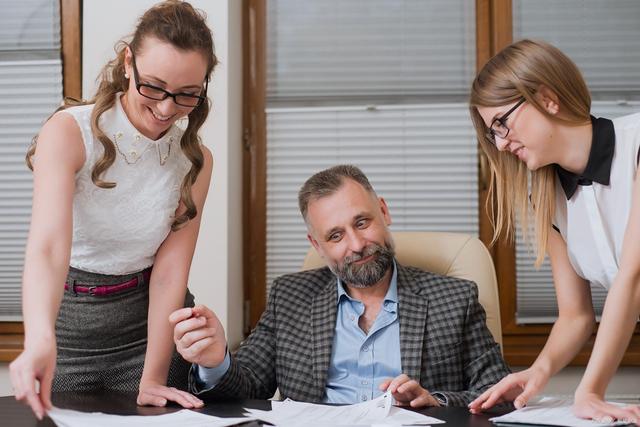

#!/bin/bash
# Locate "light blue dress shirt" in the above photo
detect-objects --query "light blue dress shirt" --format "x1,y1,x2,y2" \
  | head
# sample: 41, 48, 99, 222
195, 263, 402, 403
323, 262, 401, 403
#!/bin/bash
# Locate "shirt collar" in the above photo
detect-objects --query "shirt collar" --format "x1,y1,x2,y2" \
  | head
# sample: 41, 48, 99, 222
555, 115, 615, 200
336, 260, 398, 304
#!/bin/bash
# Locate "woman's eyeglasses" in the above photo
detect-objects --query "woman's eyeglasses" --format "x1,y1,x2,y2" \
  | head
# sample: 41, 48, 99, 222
130, 52, 208, 108
487, 97, 526, 143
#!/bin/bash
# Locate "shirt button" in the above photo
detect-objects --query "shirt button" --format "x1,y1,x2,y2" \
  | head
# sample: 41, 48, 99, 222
350, 315, 356, 321
361, 395, 368, 401
362, 346, 369, 352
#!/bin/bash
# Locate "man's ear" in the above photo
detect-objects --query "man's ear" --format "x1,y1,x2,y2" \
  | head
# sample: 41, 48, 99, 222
307, 233, 321, 252
379, 197, 392, 227
536, 85, 560, 115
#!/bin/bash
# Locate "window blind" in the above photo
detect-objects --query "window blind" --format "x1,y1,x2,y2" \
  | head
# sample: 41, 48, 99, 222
267, 0, 475, 99
0, 0, 62, 320
513, 0, 640, 323
0, 0, 60, 50
265, 0, 477, 293
513, 0, 640, 94
266, 104, 478, 289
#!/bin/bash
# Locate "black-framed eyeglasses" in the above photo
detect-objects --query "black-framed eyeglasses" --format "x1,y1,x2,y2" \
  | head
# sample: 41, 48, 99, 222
487, 97, 526, 143
130, 52, 208, 108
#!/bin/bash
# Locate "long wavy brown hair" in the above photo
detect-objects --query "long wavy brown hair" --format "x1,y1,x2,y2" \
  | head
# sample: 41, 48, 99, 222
469, 39, 591, 266
27, 0, 218, 230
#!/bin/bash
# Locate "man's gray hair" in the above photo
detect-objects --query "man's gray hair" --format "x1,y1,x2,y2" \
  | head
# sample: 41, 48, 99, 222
298, 164, 375, 221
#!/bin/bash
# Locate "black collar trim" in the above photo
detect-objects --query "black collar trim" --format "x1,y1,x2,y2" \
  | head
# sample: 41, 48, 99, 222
556, 115, 615, 200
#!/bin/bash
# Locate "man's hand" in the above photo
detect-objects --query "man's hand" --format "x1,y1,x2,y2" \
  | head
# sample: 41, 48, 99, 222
170, 305, 227, 368
379, 374, 440, 408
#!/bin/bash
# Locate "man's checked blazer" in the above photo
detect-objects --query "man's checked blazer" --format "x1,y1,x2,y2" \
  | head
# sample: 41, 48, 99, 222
190, 263, 510, 406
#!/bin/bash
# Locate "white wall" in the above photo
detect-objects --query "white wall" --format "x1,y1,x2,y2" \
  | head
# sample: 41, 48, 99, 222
0, 0, 243, 396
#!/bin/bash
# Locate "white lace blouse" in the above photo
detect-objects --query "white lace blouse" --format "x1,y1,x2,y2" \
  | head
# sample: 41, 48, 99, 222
61, 94, 191, 274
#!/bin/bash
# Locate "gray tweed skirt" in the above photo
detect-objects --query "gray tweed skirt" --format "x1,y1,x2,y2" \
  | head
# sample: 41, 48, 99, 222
52, 266, 194, 393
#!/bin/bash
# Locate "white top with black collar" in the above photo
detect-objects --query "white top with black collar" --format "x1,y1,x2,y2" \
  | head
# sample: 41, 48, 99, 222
553, 112, 640, 289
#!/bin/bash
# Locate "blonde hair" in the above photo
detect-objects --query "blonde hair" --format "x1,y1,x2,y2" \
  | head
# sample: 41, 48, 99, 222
469, 39, 591, 266
27, 0, 218, 230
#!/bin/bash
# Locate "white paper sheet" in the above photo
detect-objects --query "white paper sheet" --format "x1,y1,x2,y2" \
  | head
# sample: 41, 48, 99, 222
47, 406, 253, 427
490, 397, 629, 427
244, 392, 444, 426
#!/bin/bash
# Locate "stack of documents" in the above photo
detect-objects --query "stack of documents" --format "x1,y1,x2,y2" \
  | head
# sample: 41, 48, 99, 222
244, 391, 444, 426
47, 392, 444, 427
47, 407, 254, 427
490, 397, 630, 427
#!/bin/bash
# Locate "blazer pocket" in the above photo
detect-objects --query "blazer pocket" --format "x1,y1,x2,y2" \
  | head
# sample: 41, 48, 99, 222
427, 341, 463, 366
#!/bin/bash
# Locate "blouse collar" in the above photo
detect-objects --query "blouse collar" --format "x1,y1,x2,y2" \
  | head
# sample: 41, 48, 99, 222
555, 115, 615, 200
112, 93, 179, 145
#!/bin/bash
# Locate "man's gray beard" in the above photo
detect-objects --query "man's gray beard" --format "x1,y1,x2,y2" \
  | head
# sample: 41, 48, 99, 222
329, 239, 395, 288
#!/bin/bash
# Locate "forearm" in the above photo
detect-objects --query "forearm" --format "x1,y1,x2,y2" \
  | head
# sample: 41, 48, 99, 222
193, 355, 276, 400
577, 275, 640, 396
533, 312, 595, 377
192, 292, 279, 399
142, 273, 188, 384
22, 248, 69, 342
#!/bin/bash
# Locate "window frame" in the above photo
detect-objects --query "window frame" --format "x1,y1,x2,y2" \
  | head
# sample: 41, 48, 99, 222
242, 0, 640, 366
0, 0, 82, 362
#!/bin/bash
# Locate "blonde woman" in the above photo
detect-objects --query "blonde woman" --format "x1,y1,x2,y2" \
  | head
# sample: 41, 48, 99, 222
9, 1, 216, 419
468, 39, 640, 423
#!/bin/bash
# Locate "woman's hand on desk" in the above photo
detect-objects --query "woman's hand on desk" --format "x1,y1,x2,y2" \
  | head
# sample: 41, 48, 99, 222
573, 391, 640, 424
137, 382, 204, 408
468, 365, 547, 413
9, 334, 56, 420
170, 305, 227, 368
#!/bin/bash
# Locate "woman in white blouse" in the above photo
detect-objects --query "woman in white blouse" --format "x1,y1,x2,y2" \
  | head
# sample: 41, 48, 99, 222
10, 1, 216, 419
468, 39, 640, 423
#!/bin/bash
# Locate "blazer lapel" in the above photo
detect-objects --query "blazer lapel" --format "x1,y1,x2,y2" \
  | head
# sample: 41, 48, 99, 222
397, 265, 428, 382
310, 277, 338, 401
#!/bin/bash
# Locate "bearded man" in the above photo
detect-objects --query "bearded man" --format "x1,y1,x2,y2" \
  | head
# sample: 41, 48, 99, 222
170, 165, 510, 407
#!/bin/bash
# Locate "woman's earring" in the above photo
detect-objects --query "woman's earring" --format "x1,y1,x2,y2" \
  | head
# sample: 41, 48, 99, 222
124, 72, 130, 79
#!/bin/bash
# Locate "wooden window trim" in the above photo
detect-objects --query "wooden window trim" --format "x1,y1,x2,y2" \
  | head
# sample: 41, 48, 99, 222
0, 0, 82, 363
243, 0, 640, 366
242, 0, 267, 331
478, 0, 640, 366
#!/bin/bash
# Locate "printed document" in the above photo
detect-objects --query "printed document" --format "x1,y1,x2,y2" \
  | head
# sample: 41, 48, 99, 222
47, 406, 254, 427
490, 397, 629, 427
244, 391, 444, 426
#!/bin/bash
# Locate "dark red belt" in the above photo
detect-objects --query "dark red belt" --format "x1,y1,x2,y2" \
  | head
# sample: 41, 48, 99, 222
64, 269, 151, 296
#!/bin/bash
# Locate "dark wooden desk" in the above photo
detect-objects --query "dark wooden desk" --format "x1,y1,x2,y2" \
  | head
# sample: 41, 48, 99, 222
1, 392, 508, 426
